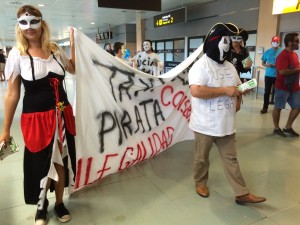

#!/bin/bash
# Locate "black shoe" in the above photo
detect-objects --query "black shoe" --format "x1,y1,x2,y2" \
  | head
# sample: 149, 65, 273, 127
54, 203, 71, 223
269, 101, 274, 105
35, 199, 49, 225
260, 108, 267, 114
283, 128, 299, 137
273, 128, 287, 137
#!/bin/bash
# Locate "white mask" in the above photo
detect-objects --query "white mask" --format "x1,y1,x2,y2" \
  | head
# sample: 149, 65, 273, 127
218, 36, 230, 61
271, 42, 279, 48
230, 36, 243, 42
18, 13, 41, 30
143, 41, 151, 52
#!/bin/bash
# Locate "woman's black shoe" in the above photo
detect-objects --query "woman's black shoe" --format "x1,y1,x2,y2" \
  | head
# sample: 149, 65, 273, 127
35, 199, 49, 225
54, 202, 71, 223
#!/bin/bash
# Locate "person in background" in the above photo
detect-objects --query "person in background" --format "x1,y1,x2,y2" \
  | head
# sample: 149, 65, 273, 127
134, 40, 163, 76
113, 41, 132, 66
0, 48, 6, 81
188, 22, 266, 204
228, 28, 252, 82
272, 32, 300, 137
260, 36, 283, 114
104, 43, 114, 56
0, 5, 76, 225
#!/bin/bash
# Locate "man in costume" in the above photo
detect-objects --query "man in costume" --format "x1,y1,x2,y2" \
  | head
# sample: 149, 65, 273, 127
188, 22, 266, 204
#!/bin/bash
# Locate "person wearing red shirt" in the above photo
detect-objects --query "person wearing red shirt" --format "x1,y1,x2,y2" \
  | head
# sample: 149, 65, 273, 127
273, 32, 300, 137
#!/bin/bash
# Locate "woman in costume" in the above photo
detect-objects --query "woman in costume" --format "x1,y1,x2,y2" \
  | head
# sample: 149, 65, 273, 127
228, 28, 252, 82
0, 5, 76, 225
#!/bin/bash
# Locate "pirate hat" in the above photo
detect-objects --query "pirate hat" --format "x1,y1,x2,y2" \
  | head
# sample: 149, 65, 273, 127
238, 28, 248, 43
203, 22, 239, 53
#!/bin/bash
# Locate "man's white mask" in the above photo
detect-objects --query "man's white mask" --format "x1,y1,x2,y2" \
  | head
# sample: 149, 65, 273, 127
218, 36, 230, 62
271, 42, 279, 48
18, 12, 41, 30
143, 41, 151, 52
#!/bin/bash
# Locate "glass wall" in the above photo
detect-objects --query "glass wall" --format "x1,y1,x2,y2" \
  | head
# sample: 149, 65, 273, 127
188, 36, 204, 56
153, 38, 185, 72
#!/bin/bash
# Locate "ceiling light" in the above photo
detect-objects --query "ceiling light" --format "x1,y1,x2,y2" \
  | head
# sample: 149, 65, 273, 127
38, 4, 44, 7
91, 22, 95, 25
219, 11, 236, 16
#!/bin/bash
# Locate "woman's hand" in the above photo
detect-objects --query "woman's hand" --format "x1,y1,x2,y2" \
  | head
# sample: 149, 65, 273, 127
0, 132, 11, 148
69, 27, 74, 47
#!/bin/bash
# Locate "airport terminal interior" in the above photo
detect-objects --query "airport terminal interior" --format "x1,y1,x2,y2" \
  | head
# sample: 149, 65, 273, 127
1, 79, 300, 225
1, 0, 300, 225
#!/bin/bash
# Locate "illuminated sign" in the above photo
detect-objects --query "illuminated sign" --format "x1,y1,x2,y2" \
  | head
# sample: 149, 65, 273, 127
272, 0, 300, 15
98, 0, 161, 11
97, 32, 113, 40
154, 8, 186, 28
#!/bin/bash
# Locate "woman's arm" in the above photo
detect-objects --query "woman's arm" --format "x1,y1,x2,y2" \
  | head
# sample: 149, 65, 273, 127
66, 28, 75, 74
0, 76, 21, 144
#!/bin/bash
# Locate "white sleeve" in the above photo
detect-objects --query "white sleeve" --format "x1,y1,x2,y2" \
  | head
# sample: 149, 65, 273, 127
188, 58, 208, 86
4, 47, 21, 81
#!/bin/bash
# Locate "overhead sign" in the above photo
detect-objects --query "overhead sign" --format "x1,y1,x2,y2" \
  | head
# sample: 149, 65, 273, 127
272, 0, 300, 14
96, 31, 113, 40
98, 0, 161, 11
154, 8, 186, 28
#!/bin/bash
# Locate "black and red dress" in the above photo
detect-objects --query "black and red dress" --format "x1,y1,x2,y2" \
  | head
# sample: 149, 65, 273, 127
5, 47, 76, 205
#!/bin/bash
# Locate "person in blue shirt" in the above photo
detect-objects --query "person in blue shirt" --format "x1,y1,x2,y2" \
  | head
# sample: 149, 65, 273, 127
260, 36, 283, 114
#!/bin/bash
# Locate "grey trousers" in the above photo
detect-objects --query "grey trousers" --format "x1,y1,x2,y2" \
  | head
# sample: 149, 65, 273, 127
193, 132, 249, 197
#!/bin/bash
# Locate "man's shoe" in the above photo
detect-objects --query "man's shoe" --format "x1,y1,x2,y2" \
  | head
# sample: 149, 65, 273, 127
196, 185, 209, 198
54, 203, 71, 223
35, 199, 49, 225
283, 128, 299, 137
260, 108, 267, 114
273, 128, 287, 137
235, 193, 266, 204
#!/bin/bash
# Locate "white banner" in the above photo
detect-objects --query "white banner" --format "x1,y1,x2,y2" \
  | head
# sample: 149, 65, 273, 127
73, 30, 203, 191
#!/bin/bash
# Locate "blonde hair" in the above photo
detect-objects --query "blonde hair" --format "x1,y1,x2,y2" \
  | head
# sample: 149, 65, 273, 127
15, 5, 65, 61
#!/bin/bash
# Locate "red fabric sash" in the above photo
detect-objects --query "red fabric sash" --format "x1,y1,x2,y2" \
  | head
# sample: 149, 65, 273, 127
63, 105, 76, 136
21, 110, 56, 153
21, 105, 76, 153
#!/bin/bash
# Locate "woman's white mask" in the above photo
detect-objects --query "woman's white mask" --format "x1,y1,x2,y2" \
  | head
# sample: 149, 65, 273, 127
218, 36, 230, 61
271, 42, 279, 48
143, 41, 151, 52
18, 13, 41, 30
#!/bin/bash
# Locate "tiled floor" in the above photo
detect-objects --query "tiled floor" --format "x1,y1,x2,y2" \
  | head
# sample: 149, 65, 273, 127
0, 77, 300, 225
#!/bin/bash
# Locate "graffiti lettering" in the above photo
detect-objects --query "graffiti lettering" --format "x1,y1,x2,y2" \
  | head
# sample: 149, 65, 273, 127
97, 100, 165, 153
161, 85, 191, 121
75, 154, 118, 189
214, 68, 233, 80
119, 126, 175, 170
209, 98, 234, 111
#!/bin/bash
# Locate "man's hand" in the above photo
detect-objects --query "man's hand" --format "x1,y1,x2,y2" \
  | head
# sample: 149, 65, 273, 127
224, 86, 242, 97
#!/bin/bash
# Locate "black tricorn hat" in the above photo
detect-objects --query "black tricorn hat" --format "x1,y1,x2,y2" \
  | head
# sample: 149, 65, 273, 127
203, 23, 239, 53
238, 28, 248, 42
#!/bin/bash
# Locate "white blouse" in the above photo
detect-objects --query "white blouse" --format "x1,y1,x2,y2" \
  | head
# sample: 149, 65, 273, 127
5, 47, 66, 81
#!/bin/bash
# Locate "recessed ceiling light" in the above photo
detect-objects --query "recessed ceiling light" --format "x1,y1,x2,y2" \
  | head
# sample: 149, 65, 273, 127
91, 22, 95, 25
38, 4, 44, 7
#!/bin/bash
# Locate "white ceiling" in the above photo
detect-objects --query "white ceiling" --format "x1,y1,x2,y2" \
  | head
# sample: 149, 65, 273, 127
0, 0, 214, 47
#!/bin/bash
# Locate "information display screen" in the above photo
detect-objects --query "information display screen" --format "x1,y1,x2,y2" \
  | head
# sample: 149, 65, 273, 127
272, 0, 300, 14
154, 8, 186, 28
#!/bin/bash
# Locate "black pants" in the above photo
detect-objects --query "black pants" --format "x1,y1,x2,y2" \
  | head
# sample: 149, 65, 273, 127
263, 76, 276, 109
